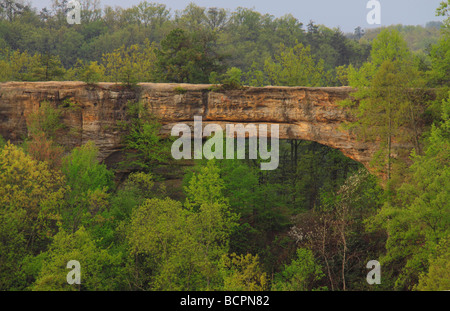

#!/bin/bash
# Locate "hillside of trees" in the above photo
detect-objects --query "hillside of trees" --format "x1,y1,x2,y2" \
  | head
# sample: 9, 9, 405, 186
0, 0, 449, 291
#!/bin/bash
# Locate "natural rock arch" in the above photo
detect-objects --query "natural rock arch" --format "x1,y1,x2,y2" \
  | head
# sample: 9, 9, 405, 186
0, 82, 414, 171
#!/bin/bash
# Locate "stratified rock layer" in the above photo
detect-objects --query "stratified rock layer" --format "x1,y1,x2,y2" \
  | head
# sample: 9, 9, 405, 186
0, 82, 408, 170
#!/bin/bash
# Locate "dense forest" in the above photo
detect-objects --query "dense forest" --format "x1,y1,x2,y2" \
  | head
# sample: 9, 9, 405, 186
0, 0, 449, 291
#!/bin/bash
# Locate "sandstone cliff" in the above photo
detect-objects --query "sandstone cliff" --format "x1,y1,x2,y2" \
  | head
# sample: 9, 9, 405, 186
0, 81, 413, 171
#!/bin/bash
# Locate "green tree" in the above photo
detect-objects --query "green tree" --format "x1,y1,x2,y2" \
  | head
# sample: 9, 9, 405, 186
0, 49, 39, 81
220, 253, 268, 291
245, 61, 266, 87
23, 101, 65, 169
33, 226, 122, 291
127, 197, 194, 290
368, 93, 450, 290
427, 35, 450, 87
72, 60, 105, 84
0, 49, 65, 81
102, 39, 157, 85
345, 29, 424, 179
26, 101, 64, 139
127, 162, 238, 291
437, 0, 450, 29
35, 53, 66, 81
272, 248, 325, 291
184, 160, 239, 290
263, 42, 325, 87
0, 142, 66, 289
156, 28, 224, 83
110, 171, 155, 222
213, 157, 290, 259
120, 101, 173, 172
61, 141, 114, 232
416, 238, 450, 291
210, 66, 244, 89
289, 168, 383, 291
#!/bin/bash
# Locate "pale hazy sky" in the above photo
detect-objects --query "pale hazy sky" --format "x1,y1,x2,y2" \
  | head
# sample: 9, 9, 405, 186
29, 0, 446, 32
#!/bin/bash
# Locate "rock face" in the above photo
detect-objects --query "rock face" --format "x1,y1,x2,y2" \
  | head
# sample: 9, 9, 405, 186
0, 82, 138, 161
0, 81, 409, 171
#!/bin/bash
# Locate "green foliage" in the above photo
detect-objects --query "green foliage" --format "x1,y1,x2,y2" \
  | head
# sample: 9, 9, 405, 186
244, 62, 266, 87
437, 0, 450, 28
368, 93, 450, 290
427, 35, 450, 87
127, 161, 239, 290
0, 2, 372, 86
184, 161, 239, 289
35, 53, 66, 81
103, 39, 156, 86
0, 209, 28, 290
214, 157, 290, 258
224, 67, 244, 89
416, 238, 450, 291
33, 227, 123, 291
290, 168, 384, 291
209, 67, 244, 90
0, 142, 66, 290
0, 48, 35, 80
62, 141, 113, 195
26, 101, 64, 139
345, 29, 425, 178
128, 197, 192, 290
220, 253, 268, 291
263, 42, 325, 87
0, 0, 448, 293
109, 172, 154, 223
0, 49, 65, 82
61, 141, 114, 231
73, 60, 105, 85
90, 171, 156, 252
361, 24, 442, 53
185, 160, 228, 211
272, 248, 325, 291
173, 86, 187, 94
156, 28, 225, 83
120, 101, 173, 171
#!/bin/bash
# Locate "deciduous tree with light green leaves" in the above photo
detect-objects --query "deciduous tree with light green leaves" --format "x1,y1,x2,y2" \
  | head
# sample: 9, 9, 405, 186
61, 141, 114, 232
70, 60, 105, 85
103, 39, 157, 86
120, 101, 173, 172
127, 161, 238, 290
368, 93, 450, 290
437, 0, 450, 28
184, 160, 239, 290
344, 29, 424, 179
263, 42, 325, 87
272, 248, 325, 291
128, 197, 192, 290
427, 1, 450, 88
416, 238, 450, 291
0, 142, 66, 290
220, 253, 268, 291
33, 226, 122, 291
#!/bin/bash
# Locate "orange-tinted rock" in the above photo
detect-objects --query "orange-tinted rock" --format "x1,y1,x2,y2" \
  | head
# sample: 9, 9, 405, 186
0, 82, 418, 173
